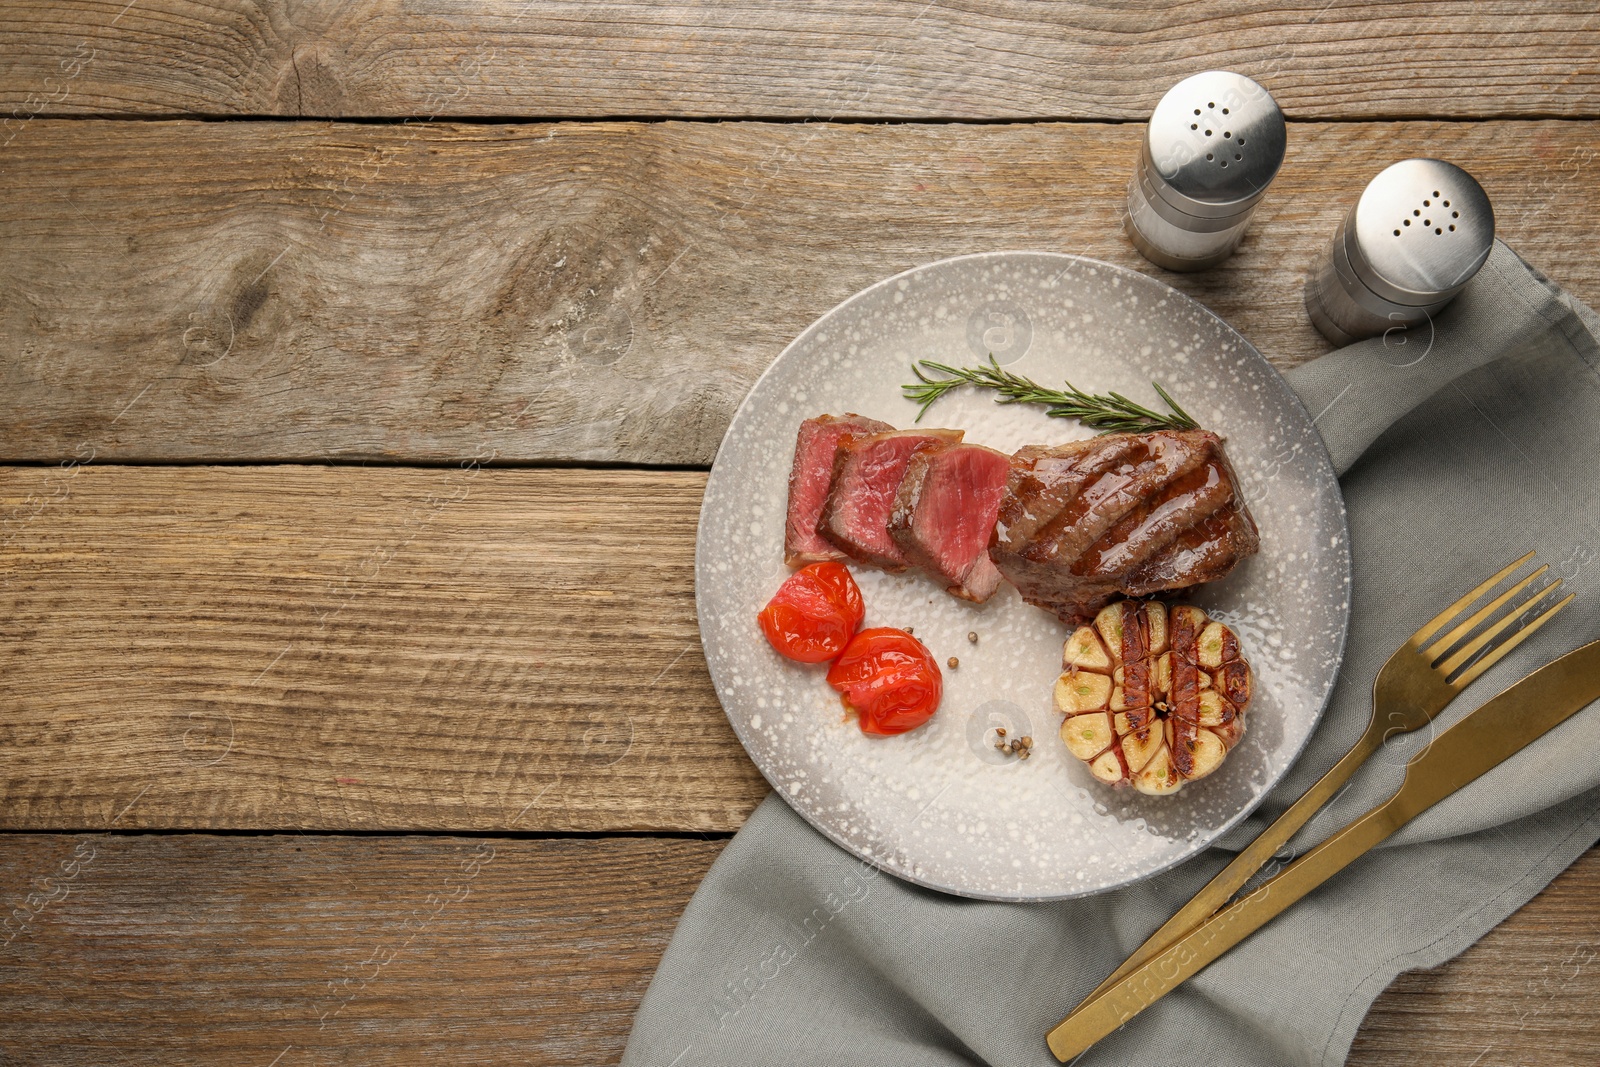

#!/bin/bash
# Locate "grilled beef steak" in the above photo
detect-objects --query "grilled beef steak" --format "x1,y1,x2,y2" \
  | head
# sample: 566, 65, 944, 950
888, 443, 1011, 602
990, 430, 1258, 623
819, 428, 963, 571
784, 414, 894, 567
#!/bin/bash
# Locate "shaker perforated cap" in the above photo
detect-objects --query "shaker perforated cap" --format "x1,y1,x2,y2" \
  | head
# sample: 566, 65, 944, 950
1344, 159, 1495, 306
1144, 71, 1287, 220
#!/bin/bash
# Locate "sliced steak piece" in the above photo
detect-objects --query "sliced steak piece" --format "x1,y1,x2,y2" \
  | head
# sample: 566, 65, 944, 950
819, 428, 964, 571
990, 430, 1259, 623
784, 413, 894, 567
888, 443, 1011, 601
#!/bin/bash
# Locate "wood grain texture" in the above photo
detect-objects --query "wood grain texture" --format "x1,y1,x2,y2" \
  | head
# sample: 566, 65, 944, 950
1351, 844, 1600, 1066
0, 464, 770, 832
0, 833, 1594, 1065
2, 118, 1598, 466
0, 833, 726, 1065
1, 1, 1598, 121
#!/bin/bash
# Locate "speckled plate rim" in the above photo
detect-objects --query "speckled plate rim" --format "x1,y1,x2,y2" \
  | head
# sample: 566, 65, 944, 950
697, 250, 1352, 901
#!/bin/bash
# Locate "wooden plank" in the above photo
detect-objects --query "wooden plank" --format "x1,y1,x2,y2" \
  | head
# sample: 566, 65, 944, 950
0, 464, 770, 832
1, 2, 1598, 121
2, 118, 1597, 466
0, 833, 1595, 1064
1352, 843, 1600, 1066
0, 833, 725, 1065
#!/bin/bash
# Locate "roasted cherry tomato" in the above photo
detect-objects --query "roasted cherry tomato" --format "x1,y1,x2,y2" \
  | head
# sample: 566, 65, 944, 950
826, 627, 943, 735
757, 562, 866, 663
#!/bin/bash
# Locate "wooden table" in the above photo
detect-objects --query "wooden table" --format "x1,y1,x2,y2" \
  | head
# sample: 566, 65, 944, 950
1, 3, 1597, 1063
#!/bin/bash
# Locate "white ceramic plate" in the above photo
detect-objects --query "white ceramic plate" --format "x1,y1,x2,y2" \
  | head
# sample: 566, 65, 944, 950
697, 252, 1350, 901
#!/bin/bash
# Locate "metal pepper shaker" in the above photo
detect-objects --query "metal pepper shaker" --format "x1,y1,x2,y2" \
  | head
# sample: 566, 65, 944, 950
1125, 71, 1287, 271
1304, 158, 1495, 346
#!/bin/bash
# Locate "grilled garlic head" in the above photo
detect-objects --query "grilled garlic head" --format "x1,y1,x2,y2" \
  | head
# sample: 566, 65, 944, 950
1055, 600, 1252, 795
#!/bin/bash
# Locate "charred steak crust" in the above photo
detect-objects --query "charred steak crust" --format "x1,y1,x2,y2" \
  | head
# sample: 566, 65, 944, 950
990, 430, 1260, 623
784, 413, 894, 567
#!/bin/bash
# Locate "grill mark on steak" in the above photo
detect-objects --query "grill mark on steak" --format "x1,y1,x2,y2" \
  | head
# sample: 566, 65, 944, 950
1021, 433, 1210, 566
1075, 458, 1233, 577
990, 429, 1260, 623
1124, 502, 1259, 595
994, 438, 1141, 552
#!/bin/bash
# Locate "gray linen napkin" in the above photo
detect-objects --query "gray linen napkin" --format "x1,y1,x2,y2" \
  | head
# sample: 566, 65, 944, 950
623, 242, 1600, 1067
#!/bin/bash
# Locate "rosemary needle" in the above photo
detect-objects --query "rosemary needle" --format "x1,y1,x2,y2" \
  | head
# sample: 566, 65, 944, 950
902, 356, 1200, 434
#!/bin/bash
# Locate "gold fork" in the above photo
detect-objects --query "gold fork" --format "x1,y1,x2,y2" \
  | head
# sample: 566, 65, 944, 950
1060, 551, 1573, 1016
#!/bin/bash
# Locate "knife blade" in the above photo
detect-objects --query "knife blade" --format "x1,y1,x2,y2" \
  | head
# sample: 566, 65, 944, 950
1047, 639, 1600, 1062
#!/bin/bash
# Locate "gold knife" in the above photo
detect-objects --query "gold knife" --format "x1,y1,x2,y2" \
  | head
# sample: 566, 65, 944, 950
1047, 639, 1600, 1062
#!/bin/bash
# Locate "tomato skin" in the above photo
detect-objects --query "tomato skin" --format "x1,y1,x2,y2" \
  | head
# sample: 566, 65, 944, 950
757, 562, 866, 663
826, 627, 943, 735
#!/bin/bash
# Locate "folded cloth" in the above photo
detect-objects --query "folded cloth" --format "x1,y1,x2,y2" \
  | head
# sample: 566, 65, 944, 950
623, 242, 1600, 1067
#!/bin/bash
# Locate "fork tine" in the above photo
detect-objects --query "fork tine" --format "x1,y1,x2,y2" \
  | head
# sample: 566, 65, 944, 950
1409, 551, 1536, 648
1423, 564, 1550, 659
1437, 578, 1563, 677
1449, 591, 1575, 689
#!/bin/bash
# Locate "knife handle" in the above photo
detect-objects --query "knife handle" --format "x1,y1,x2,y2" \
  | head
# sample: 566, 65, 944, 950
1049, 641, 1600, 1062
1046, 805, 1399, 1061
1074, 723, 1386, 1006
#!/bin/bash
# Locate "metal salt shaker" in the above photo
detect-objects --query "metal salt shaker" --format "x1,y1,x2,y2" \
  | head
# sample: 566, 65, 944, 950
1304, 158, 1495, 345
1126, 71, 1287, 271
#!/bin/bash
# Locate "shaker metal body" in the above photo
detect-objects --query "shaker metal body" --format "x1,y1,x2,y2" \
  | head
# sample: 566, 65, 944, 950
1304, 158, 1494, 346
1126, 71, 1287, 271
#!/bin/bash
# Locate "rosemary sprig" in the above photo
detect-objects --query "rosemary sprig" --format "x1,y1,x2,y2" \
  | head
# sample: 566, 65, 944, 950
903, 356, 1199, 434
